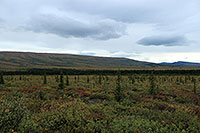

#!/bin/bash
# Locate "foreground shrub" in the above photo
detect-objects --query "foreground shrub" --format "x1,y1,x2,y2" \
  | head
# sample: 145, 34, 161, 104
0, 96, 38, 132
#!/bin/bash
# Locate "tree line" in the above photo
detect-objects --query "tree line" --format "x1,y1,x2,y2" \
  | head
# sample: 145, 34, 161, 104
2, 68, 200, 76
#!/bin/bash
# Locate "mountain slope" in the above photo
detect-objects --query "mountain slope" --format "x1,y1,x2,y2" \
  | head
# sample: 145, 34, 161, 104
160, 61, 200, 67
0, 51, 160, 70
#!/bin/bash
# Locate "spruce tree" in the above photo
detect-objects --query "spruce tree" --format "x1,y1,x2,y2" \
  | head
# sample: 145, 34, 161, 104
98, 75, 102, 85
193, 78, 197, 94
43, 72, 47, 84
131, 76, 135, 84
55, 75, 59, 83
115, 70, 123, 102
192, 77, 195, 82
87, 76, 90, 83
0, 73, 4, 84
59, 72, 64, 89
185, 76, 188, 83
105, 75, 109, 81
66, 75, 69, 86
176, 77, 179, 84
149, 73, 156, 95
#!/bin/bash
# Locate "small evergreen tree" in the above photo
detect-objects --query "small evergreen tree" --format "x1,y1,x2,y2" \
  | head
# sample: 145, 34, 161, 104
43, 72, 47, 84
193, 78, 197, 94
192, 77, 195, 82
58, 72, 64, 89
176, 77, 180, 84
105, 75, 109, 81
0, 73, 4, 84
98, 75, 102, 85
115, 70, 123, 102
87, 76, 90, 83
39, 90, 45, 100
131, 76, 135, 84
185, 76, 188, 83
66, 75, 69, 86
180, 77, 183, 84
55, 75, 59, 83
188, 75, 191, 81
149, 74, 156, 95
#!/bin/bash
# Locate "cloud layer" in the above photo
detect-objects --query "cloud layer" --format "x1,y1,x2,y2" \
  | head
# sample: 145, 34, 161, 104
0, 0, 200, 62
25, 13, 126, 40
137, 35, 188, 46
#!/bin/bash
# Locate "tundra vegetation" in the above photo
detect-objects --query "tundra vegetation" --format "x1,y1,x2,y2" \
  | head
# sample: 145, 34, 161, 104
0, 70, 200, 132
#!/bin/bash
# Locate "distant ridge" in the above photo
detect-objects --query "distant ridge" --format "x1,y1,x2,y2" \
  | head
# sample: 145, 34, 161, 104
0, 51, 161, 71
160, 61, 200, 66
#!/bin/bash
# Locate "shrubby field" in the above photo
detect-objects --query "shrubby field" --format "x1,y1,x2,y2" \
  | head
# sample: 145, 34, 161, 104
0, 72, 200, 132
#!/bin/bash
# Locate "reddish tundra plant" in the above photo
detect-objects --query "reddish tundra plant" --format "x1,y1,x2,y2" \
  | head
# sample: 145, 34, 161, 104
0, 72, 200, 132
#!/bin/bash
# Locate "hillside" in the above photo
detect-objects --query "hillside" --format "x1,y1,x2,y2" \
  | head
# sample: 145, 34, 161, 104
160, 61, 200, 67
0, 51, 161, 71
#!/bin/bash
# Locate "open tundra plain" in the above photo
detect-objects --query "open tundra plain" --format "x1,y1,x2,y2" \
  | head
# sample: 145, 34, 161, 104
0, 72, 199, 132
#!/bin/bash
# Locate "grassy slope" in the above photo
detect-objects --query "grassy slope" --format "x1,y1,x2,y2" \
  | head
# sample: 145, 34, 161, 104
0, 51, 161, 71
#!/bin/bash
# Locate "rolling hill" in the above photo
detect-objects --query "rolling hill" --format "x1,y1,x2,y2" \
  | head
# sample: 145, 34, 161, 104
160, 61, 200, 67
0, 51, 161, 71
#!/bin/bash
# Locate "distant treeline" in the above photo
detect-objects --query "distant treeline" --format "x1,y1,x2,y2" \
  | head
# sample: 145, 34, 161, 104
1, 68, 200, 75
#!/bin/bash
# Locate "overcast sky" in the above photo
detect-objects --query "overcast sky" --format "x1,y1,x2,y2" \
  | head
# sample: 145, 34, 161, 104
0, 0, 200, 63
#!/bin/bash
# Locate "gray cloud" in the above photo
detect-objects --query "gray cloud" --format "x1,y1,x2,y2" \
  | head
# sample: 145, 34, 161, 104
23, 13, 126, 40
1, 0, 200, 40
0, 0, 200, 62
63, 0, 200, 23
137, 35, 188, 46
